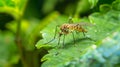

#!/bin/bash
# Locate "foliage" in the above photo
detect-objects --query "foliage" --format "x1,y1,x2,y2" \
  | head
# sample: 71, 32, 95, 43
36, 0, 120, 67
0, 0, 27, 19
65, 31, 120, 67
0, 31, 19, 67
0, 0, 27, 67
0, 0, 120, 67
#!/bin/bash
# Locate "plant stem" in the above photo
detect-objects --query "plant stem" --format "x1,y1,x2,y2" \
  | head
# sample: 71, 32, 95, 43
15, 19, 28, 67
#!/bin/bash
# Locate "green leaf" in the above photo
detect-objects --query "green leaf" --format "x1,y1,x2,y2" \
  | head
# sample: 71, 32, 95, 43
0, 0, 27, 19
112, 0, 120, 11
36, 16, 94, 49
66, 31, 120, 67
100, 4, 111, 13
89, 10, 120, 41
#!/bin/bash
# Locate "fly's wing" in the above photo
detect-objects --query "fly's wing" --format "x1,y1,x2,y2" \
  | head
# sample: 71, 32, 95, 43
75, 22, 95, 27
74, 22, 95, 33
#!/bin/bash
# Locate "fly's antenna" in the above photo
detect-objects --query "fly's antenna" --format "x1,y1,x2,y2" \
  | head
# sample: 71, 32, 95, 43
43, 25, 59, 45
58, 32, 62, 45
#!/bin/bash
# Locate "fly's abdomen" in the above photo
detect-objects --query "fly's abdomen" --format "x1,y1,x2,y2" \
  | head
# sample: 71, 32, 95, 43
75, 26, 87, 33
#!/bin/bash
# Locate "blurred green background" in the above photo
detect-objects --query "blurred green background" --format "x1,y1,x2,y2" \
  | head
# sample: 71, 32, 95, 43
0, 0, 120, 67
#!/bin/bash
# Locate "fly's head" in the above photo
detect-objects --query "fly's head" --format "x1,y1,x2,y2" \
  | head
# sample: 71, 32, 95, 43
60, 24, 69, 35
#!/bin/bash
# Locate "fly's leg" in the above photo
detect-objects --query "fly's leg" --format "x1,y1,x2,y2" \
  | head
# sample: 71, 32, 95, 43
63, 34, 65, 47
82, 28, 87, 37
58, 36, 61, 46
82, 32, 86, 37
71, 32, 76, 46
43, 25, 59, 45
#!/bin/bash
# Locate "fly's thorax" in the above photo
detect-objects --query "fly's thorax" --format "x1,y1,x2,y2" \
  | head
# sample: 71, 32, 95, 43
60, 24, 69, 30
60, 27, 69, 35
60, 24, 70, 34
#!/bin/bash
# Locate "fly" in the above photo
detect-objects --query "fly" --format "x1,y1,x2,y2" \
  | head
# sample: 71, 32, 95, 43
44, 17, 94, 46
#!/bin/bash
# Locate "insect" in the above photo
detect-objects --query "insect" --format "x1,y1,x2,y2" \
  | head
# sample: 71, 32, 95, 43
44, 17, 93, 46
